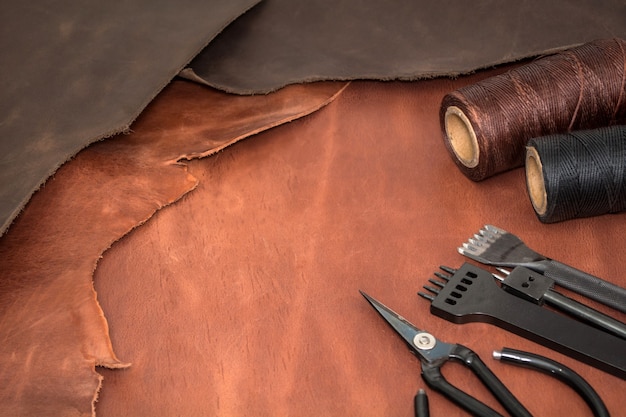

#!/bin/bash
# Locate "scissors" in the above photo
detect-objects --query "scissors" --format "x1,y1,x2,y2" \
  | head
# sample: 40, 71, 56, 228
360, 290, 532, 417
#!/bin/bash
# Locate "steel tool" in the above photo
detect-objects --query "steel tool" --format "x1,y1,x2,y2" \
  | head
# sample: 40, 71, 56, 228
362, 290, 611, 416
418, 263, 626, 380
360, 290, 533, 417
458, 224, 626, 314
493, 266, 626, 340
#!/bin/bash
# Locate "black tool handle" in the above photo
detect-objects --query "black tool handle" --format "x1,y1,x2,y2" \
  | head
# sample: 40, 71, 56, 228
414, 389, 429, 417
541, 259, 626, 314
421, 345, 532, 417
500, 266, 626, 340
495, 348, 610, 417
421, 363, 504, 417
543, 289, 626, 340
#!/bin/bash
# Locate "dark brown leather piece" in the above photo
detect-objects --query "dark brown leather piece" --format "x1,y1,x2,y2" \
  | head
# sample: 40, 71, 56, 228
93, 75, 626, 416
185, 0, 626, 94
0, 0, 261, 236
0, 80, 346, 416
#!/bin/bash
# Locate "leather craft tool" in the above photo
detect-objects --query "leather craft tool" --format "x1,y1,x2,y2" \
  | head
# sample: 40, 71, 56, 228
493, 266, 626, 340
493, 348, 610, 417
418, 263, 626, 380
458, 224, 626, 314
414, 388, 429, 417
360, 291, 532, 417
361, 291, 609, 416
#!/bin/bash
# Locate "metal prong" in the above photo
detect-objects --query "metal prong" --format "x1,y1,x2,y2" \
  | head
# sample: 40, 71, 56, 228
434, 272, 451, 281
469, 238, 483, 246
439, 265, 456, 274
484, 224, 506, 235
460, 243, 478, 253
428, 279, 445, 288
462, 242, 475, 249
479, 229, 497, 241
423, 285, 440, 295
492, 273, 505, 282
418, 292, 435, 302
496, 267, 511, 275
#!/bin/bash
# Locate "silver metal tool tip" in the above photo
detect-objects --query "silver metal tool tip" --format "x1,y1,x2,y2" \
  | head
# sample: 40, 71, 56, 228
418, 292, 435, 302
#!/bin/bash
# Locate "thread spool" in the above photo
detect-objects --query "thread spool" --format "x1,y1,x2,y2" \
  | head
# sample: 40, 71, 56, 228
440, 38, 626, 181
525, 125, 626, 223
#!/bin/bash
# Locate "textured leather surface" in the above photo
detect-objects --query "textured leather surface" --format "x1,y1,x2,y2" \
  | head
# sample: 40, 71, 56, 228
0, 0, 260, 236
0, 80, 346, 417
92, 75, 626, 416
185, 0, 626, 94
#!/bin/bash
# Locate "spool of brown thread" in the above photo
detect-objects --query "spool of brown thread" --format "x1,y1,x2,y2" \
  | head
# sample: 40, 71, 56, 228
440, 38, 626, 181
525, 126, 626, 223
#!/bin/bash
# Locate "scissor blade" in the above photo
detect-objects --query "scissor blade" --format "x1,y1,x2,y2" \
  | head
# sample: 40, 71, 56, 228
360, 290, 422, 350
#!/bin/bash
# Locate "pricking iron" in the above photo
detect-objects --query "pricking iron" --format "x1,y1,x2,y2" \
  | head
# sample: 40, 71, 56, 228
458, 224, 626, 314
419, 263, 626, 380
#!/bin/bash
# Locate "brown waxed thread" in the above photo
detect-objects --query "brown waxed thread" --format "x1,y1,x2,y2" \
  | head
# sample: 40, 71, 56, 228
525, 126, 626, 224
440, 38, 626, 181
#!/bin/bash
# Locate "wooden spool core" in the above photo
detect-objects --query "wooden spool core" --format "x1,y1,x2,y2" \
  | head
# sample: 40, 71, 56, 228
444, 106, 479, 168
525, 146, 547, 216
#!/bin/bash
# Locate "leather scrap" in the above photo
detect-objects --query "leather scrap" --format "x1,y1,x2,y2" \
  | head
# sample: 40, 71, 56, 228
0, 80, 347, 417
0, 0, 261, 236
183, 0, 626, 94
93, 76, 626, 416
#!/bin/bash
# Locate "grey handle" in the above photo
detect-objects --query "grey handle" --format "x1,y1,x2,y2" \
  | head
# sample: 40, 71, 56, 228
543, 289, 626, 340
541, 259, 626, 314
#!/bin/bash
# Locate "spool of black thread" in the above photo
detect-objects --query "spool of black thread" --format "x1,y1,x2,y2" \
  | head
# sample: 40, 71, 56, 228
525, 125, 626, 223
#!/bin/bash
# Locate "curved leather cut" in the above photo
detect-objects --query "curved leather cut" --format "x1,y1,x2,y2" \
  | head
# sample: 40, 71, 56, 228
0, 80, 347, 417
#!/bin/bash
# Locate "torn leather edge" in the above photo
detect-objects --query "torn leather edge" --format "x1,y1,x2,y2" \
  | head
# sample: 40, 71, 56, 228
180, 43, 585, 96
0, 0, 263, 238
89, 81, 350, 416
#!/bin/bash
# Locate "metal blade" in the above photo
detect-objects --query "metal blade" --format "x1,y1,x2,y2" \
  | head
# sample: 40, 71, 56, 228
360, 290, 423, 349
361, 290, 455, 363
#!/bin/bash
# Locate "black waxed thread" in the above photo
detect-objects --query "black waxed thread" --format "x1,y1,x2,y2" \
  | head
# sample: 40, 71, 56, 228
539, 128, 625, 222
527, 126, 626, 223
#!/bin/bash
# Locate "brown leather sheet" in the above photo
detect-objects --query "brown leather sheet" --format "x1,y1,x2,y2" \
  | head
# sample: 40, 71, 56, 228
183, 0, 626, 94
0, 0, 260, 236
91, 73, 626, 416
0, 80, 346, 416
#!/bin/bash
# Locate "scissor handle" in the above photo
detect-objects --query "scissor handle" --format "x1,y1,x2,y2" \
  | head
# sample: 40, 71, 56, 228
421, 344, 532, 417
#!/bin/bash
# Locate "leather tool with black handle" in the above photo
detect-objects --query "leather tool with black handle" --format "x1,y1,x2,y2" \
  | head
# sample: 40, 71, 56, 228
458, 224, 626, 314
494, 266, 626, 340
361, 291, 532, 417
418, 263, 626, 380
